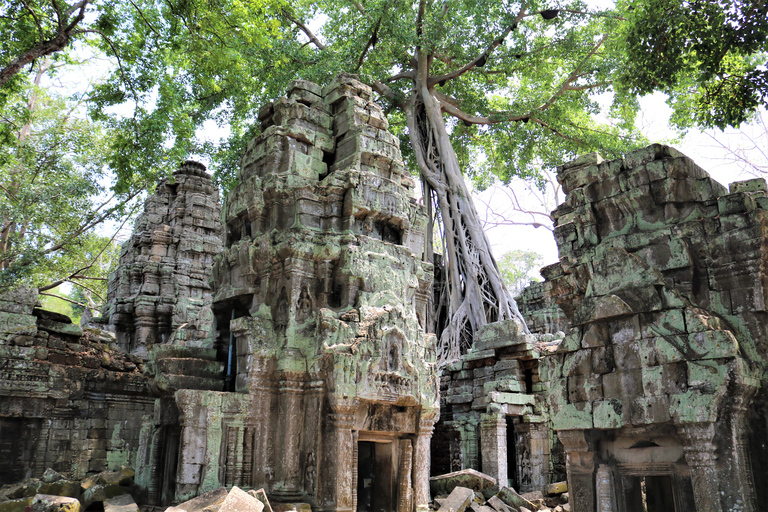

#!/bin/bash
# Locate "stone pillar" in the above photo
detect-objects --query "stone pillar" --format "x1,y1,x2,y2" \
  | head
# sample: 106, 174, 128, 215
480, 413, 508, 488
679, 422, 722, 512
528, 423, 551, 491
414, 414, 437, 512
459, 418, 480, 469
320, 401, 356, 512
725, 394, 758, 512
397, 439, 414, 512
595, 465, 617, 512
249, 359, 276, 490
272, 376, 306, 500
557, 430, 595, 512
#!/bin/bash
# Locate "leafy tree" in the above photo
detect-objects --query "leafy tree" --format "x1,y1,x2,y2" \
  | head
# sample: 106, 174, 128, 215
271, 0, 645, 360
616, 0, 768, 129
4, 0, 648, 361
0, 61, 133, 295
498, 249, 544, 296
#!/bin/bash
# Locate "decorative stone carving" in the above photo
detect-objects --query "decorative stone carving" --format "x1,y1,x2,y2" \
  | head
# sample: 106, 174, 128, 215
102, 161, 223, 359
544, 145, 765, 512
171, 74, 439, 510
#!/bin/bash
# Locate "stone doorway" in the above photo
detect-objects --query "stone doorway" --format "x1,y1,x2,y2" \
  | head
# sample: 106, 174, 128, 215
356, 441, 395, 512
624, 475, 676, 512
159, 426, 181, 506
506, 418, 517, 490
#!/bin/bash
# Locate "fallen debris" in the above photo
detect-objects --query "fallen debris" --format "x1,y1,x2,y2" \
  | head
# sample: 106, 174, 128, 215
437, 487, 475, 512
429, 469, 497, 496
431, 481, 570, 512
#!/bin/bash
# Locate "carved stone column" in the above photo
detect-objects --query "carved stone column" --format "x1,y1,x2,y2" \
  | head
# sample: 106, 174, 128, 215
595, 465, 617, 512
480, 413, 508, 488
414, 414, 437, 512
272, 375, 306, 500
557, 430, 595, 512
319, 401, 356, 512
528, 423, 551, 491
397, 439, 414, 512
678, 422, 722, 512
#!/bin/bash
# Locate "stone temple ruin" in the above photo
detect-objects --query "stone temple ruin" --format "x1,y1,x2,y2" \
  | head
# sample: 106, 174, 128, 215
2, 74, 768, 512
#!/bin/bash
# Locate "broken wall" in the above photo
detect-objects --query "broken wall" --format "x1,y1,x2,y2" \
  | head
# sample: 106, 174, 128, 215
0, 287, 153, 488
543, 145, 767, 512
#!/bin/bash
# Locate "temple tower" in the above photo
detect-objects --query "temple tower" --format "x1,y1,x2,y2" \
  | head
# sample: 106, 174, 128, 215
172, 74, 439, 511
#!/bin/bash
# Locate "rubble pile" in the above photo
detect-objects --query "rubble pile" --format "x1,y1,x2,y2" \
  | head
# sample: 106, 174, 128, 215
429, 471, 569, 512
0, 467, 139, 512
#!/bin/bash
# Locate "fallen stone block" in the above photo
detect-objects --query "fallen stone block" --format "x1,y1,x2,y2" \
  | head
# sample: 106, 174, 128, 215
2, 480, 42, 499
469, 502, 496, 512
487, 496, 515, 512
0, 497, 33, 512
40, 470, 65, 485
497, 487, 536, 512
171, 487, 228, 512
38, 481, 80, 500
104, 494, 139, 512
31, 494, 81, 512
545, 482, 567, 496
437, 486, 475, 512
97, 470, 133, 487
520, 491, 544, 509
430, 469, 497, 496
219, 487, 263, 512
81, 485, 127, 509
246, 489, 273, 512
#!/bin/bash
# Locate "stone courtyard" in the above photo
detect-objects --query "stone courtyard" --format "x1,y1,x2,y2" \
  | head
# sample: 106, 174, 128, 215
1, 74, 767, 512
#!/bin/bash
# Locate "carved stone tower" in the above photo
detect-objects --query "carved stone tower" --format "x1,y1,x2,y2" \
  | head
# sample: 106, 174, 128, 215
103, 161, 223, 358
171, 74, 439, 511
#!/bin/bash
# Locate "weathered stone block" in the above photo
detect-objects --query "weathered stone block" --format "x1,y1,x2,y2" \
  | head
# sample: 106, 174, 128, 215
103, 494, 138, 512
219, 486, 263, 512
630, 395, 670, 424
592, 399, 624, 429
437, 486, 475, 512
497, 486, 537, 511
551, 402, 592, 430
31, 495, 80, 512
567, 375, 602, 403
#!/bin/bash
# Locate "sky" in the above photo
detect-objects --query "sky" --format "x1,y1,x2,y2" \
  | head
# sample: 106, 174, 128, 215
51, 0, 768, 270
476, 96, 768, 270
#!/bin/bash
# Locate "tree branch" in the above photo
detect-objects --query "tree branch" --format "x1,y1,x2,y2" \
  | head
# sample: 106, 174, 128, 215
38, 291, 86, 307
126, 0, 161, 37
536, 33, 610, 112
356, 16, 382, 71
531, 117, 586, 145
0, 0, 87, 89
282, 10, 326, 50
371, 80, 405, 109
428, 5, 527, 86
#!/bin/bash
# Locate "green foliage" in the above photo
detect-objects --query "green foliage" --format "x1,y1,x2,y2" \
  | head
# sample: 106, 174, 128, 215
0, 72, 127, 294
616, 0, 768, 129
497, 249, 543, 295
39, 287, 82, 323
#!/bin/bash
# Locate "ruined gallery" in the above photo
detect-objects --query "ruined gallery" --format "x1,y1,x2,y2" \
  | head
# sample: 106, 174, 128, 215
1, 74, 767, 512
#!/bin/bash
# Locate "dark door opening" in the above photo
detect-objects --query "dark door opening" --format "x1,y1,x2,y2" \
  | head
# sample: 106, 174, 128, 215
159, 426, 181, 506
357, 441, 395, 512
506, 419, 517, 490
625, 475, 676, 512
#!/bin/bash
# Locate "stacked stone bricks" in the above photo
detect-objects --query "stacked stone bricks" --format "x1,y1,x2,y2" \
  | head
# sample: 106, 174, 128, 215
174, 74, 438, 511
543, 145, 765, 512
103, 161, 223, 358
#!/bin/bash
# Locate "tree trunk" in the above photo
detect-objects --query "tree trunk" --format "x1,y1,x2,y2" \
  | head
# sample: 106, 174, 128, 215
405, 76, 527, 364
